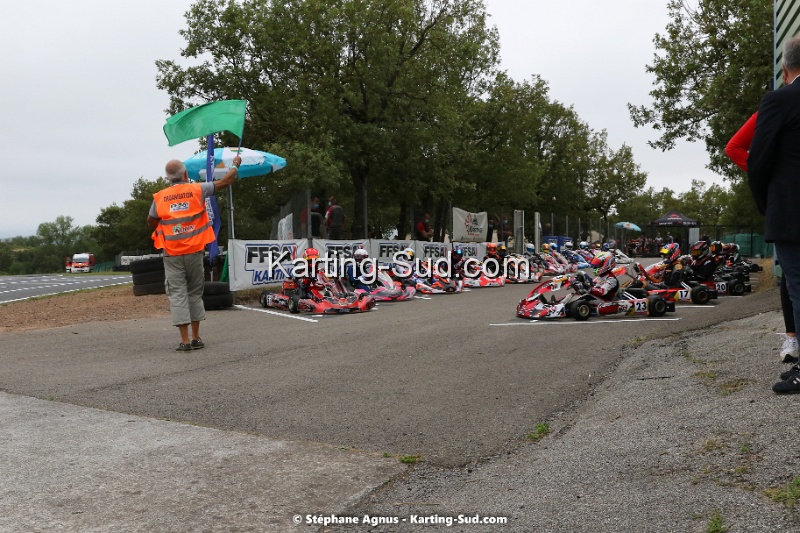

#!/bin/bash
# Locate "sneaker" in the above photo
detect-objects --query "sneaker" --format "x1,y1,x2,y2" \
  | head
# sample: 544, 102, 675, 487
780, 334, 799, 364
190, 338, 205, 350
176, 342, 192, 352
774, 374, 800, 394
780, 363, 800, 381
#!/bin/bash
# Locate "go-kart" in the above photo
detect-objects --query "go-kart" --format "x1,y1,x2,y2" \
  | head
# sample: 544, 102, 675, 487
644, 260, 745, 298
516, 273, 675, 320
626, 263, 717, 304
349, 271, 416, 301
412, 273, 463, 294
259, 274, 375, 314
504, 254, 543, 283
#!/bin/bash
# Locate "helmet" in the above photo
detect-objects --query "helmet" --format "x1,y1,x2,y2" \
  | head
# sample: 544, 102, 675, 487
354, 248, 369, 261
498, 244, 507, 257
579, 241, 588, 250
402, 247, 415, 261
541, 243, 550, 253
590, 251, 616, 276
525, 243, 536, 254
564, 241, 573, 250
660, 243, 681, 264
709, 241, 723, 256
303, 247, 320, 261
602, 243, 610, 251
487, 243, 498, 254
690, 241, 709, 260
550, 243, 559, 252
452, 246, 464, 259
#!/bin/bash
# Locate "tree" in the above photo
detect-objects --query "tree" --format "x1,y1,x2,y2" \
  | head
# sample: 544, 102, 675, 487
157, 0, 501, 238
94, 177, 170, 258
628, 0, 772, 179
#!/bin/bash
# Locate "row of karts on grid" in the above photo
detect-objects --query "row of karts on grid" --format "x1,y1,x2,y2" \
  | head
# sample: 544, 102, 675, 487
517, 241, 760, 321
258, 240, 760, 319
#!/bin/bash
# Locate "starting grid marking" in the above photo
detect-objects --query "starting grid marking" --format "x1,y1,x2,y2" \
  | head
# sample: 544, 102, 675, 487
234, 304, 319, 323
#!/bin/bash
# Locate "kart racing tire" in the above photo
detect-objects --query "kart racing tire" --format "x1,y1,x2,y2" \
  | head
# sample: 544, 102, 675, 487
647, 295, 668, 317
729, 280, 746, 296
203, 281, 231, 296
690, 285, 711, 305
203, 292, 234, 310
132, 281, 166, 296
129, 257, 164, 275
259, 290, 270, 308
288, 294, 300, 314
132, 269, 165, 286
571, 300, 591, 321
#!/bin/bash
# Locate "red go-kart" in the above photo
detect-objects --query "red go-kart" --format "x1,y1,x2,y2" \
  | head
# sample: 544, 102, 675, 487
260, 273, 375, 314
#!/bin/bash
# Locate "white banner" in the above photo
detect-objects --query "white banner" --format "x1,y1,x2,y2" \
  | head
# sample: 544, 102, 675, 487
369, 239, 415, 263
452, 242, 485, 259
415, 241, 449, 260
228, 238, 309, 291
452, 208, 488, 243
311, 239, 370, 260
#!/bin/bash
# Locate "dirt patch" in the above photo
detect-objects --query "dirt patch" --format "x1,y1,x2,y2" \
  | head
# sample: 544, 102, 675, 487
0, 284, 170, 333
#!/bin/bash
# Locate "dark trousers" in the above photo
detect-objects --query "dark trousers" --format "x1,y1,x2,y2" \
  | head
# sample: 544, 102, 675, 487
775, 242, 800, 337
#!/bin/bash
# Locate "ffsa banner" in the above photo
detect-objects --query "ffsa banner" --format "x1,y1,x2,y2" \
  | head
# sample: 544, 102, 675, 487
229, 238, 309, 291
312, 239, 370, 260
452, 207, 488, 243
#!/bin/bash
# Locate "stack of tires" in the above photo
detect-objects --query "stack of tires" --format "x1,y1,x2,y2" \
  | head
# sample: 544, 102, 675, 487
130, 257, 166, 296
129, 257, 234, 309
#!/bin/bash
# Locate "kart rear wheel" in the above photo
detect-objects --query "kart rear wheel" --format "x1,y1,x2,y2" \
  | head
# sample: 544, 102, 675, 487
288, 294, 300, 314
730, 280, 746, 296
259, 290, 269, 308
647, 295, 668, 317
690, 285, 711, 305
571, 300, 591, 321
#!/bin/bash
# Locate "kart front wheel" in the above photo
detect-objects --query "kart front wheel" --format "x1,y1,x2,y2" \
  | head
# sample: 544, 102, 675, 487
729, 280, 746, 296
690, 285, 711, 305
648, 295, 668, 317
288, 294, 300, 314
571, 300, 591, 321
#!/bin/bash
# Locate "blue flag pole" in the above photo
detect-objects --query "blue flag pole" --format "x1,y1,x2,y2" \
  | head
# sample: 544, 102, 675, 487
205, 135, 222, 268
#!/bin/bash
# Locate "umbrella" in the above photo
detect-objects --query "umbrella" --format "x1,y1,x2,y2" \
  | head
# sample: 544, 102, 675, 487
184, 147, 286, 181
615, 221, 642, 232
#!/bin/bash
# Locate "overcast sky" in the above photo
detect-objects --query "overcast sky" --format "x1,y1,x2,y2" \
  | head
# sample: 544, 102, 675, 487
0, 0, 726, 239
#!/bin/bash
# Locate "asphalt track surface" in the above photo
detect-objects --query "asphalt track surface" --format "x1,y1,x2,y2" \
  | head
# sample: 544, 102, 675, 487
0, 273, 132, 304
0, 270, 774, 469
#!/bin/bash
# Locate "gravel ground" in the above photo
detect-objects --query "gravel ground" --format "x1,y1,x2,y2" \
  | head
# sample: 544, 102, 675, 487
327, 309, 800, 532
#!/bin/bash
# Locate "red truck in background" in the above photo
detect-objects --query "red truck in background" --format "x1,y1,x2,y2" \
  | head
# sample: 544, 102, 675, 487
70, 253, 95, 273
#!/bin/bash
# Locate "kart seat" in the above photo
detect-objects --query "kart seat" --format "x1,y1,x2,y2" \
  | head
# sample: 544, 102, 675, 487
624, 287, 648, 298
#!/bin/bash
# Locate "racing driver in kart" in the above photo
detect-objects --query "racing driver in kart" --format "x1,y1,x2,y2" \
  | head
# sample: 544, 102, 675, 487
295, 248, 324, 299
630, 243, 686, 290
574, 251, 619, 300
345, 248, 373, 292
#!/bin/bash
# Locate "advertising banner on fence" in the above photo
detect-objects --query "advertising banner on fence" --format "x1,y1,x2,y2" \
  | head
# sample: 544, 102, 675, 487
229, 238, 309, 291
369, 239, 414, 264
452, 208, 488, 243
312, 239, 369, 260
452, 242, 485, 259
415, 241, 449, 260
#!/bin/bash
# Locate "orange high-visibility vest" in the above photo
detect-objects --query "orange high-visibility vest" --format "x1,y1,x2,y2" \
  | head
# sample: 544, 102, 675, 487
151, 183, 215, 256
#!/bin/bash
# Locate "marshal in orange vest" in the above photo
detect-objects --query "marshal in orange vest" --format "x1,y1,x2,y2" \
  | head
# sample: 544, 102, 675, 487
151, 183, 215, 256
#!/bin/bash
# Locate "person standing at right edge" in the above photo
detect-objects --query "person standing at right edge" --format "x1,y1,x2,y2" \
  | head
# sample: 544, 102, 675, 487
747, 35, 800, 393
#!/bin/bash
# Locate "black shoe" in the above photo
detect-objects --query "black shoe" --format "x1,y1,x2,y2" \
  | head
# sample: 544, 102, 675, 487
774, 374, 800, 394
190, 338, 205, 350
176, 342, 192, 352
780, 363, 800, 381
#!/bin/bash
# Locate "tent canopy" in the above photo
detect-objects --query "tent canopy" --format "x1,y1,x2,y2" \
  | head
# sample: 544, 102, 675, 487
650, 209, 699, 227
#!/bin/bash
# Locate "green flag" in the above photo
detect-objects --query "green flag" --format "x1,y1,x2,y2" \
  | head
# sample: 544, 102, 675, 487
163, 100, 247, 146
